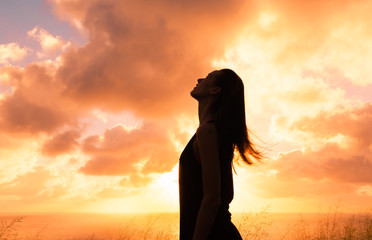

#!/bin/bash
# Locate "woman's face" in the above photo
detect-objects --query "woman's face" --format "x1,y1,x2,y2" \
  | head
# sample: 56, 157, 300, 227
190, 70, 221, 100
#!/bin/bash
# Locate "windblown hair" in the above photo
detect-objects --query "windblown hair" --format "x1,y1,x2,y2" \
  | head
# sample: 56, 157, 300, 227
213, 69, 262, 165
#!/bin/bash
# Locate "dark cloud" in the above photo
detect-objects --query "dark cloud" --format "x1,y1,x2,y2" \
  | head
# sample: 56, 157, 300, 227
0, 93, 65, 133
42, 129, 81, 156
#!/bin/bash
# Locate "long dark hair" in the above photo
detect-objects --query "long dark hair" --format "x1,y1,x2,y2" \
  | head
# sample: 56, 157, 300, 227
213, 69, 261, 165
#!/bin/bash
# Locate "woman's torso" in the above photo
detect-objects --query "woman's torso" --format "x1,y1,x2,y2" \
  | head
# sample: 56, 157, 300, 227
179, 134, 234, 239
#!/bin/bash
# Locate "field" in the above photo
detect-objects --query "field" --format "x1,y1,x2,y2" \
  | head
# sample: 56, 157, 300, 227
1, 209, 371, 240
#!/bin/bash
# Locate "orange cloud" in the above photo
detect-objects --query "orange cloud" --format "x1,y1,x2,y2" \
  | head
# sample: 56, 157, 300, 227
48, 0, 257, 117
0, 166, 54, 197
80, 122, 179, 177
0, 63, 83, 135
0, 93, 66, 134
42, 129, 81, 156
275, 103, 372, 148
274, 144, 372, 184
259, 103, 372, 200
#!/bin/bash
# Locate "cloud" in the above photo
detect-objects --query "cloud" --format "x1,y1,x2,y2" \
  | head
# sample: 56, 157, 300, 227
0, 93, 66, 134
0, 137, 39, 183
273, 145, 372, 184
80, 122, 179, 177
42, 129, 81, 156
0, 163, 127, 211
251, 172, 357, 199
0, 63, 82, 135
28, 26, 71, 57
292, 103, 372, 148
0, 166, 54, 197
272, 103, 372, 147
46, 0, 257, 117
0, 43, 29, 65
256, 103, 372, 199
268, 0, 372, 85
1, 0, 257, 140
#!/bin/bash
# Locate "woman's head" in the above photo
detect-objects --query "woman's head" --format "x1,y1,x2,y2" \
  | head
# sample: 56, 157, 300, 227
196, 69, 261, 164
190, 70, 222, 100
190, 69, 244, 104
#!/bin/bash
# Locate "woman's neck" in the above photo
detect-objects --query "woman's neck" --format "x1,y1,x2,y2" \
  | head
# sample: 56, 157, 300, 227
198, 98, 216, 126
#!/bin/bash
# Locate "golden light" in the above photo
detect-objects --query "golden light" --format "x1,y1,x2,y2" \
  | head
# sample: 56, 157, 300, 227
258, 12, 278, 29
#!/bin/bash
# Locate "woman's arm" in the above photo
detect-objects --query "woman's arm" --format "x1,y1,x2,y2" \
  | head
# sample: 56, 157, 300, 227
193, 123, 221, 240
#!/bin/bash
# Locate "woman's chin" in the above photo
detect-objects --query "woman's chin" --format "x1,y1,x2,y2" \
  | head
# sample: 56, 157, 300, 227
190, 89, 198, 99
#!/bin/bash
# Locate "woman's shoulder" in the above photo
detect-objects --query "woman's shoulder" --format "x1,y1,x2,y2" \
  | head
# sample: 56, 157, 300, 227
196, 121, 218, 139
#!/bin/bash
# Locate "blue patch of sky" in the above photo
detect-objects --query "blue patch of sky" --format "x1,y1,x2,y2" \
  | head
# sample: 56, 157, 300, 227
0, 0, 85, 45
0, 0, 87, 66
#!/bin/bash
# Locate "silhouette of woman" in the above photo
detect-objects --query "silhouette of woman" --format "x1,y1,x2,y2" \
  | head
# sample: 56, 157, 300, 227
179, 69, 262, 240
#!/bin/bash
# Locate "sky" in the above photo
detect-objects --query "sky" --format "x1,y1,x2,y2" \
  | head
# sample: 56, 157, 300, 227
0, 0, 371, 214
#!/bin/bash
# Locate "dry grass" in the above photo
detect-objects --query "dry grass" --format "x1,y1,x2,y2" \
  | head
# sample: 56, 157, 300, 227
0, 209, 371, 240
0, 216, 24, 240
237, 206, 272, 240
276, 210, 372, 240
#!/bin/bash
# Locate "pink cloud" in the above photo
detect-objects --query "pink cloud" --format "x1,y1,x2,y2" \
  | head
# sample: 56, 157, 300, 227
28, 26, 71, 57
0, 43, 29, 65
80, 122, 179, 177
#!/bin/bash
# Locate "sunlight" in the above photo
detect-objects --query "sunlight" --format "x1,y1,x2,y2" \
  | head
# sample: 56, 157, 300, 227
258, 12, 278, 28
229, 166, 265, 213
80, 163, 180, 213
356, 185, 372, 196
151, 164, 180, 211
83, 109, 143, 136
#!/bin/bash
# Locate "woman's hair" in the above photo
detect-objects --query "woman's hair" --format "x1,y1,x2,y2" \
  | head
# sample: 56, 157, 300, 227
213, 69, 262, 165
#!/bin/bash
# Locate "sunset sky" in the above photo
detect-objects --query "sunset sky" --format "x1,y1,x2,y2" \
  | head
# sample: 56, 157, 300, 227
0, 0, 371, 214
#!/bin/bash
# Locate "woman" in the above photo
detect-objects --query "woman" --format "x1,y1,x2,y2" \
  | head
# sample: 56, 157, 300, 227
179, 69, 262, 240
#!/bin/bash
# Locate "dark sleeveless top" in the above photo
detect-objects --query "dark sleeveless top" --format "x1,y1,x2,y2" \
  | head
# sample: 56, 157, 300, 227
179, 134, 242, 240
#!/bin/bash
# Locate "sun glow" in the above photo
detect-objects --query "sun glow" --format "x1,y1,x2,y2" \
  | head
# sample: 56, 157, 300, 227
258, 12, 278, 28
84, 168, 180, 213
